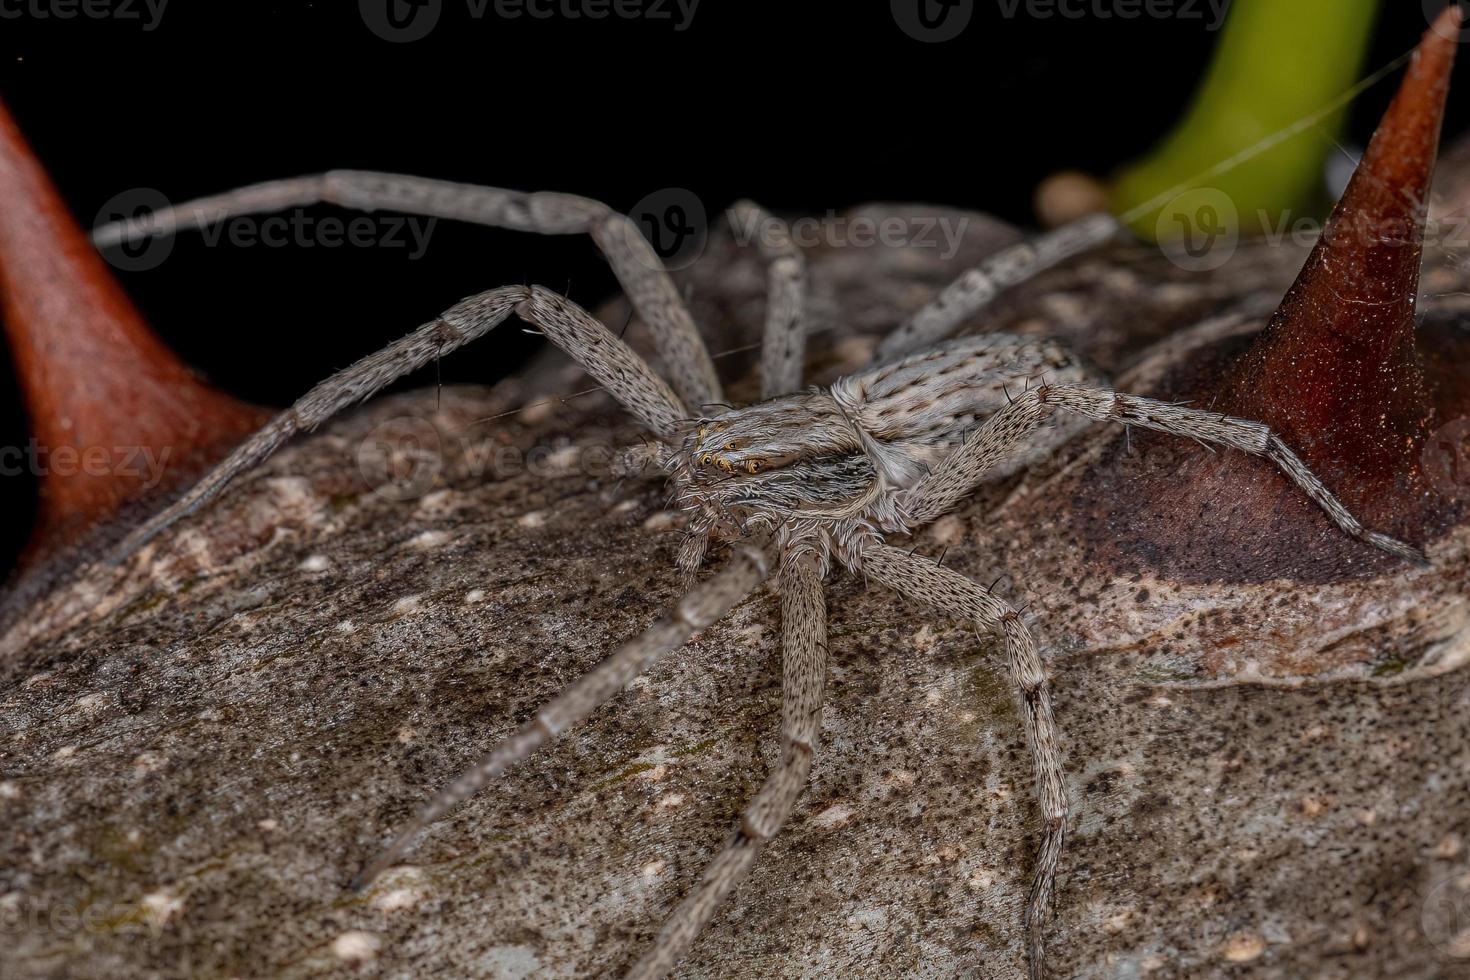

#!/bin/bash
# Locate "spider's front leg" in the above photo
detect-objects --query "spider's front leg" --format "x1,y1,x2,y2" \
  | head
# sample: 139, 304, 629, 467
109, 285, 687, 561
91, 171, 724, 411
629, 533, 828, 979
900, 381, 1427, 564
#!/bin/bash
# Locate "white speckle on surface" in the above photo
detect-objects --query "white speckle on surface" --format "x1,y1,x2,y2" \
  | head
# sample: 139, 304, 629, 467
1436, 833, 1464, 859
0, 781, 19, 800
391, 595, 422, 616
641, 859, 667, 878
416, 489, 454, 513
258, 819, 279, 831
132, 752, 165, 773
929, 515, 966, 547
475, 944, 540, 978
332, 930, 381, 963
1221, 930, 1266, 962
465, 589, 486, 604
637, 764, 669, 783
967, 867, 996, 891
641, 510, 682, 532
298, 554, 330, 573
517, 510, 547, 529
335, 620, 357, 635
370, 868, 430, 913
408, 530, 449, 550
52, 745, 77, 763
547, 445, 581, 471
140, 890, 184, 931
883, 770, 917, 787
813, 803, 855, 829
911, 625, 938, 653
397, 728, 417, 744
846, 907, 888, 931
520, 398, 556, 424
71, 692, 110, 714
372, 887, 423, 913
656, 792, 686, 809
612, 498, 640, 514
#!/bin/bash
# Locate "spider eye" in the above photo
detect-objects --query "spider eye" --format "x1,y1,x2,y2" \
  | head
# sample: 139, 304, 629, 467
724, 442, 736, 451
746, 460, 762, 474
701, 454, 713, 466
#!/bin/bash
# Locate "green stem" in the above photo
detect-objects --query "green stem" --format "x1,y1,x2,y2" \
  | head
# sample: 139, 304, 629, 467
1110, 0, 1381, 242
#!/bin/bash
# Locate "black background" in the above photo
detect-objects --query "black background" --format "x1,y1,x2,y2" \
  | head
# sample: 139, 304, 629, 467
0, 0, 1466, 576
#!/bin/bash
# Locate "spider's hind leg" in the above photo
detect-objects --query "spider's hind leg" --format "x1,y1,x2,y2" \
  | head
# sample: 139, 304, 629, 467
873, 213, 1120, 363
351, 545, 770, 891
859, 542, 1065, 980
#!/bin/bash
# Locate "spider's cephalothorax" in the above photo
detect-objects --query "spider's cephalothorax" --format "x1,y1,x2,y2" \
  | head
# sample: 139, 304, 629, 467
97, 183, 1425, 980
670, 334, 1098, 572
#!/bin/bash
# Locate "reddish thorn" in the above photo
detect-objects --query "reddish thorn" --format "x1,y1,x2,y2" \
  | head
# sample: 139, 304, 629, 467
1213, 5, 1460, 506
1074, 8, 1470, 583
0, 97, 269, 564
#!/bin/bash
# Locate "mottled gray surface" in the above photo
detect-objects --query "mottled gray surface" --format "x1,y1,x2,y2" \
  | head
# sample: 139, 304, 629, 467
2, 201, 1469, 980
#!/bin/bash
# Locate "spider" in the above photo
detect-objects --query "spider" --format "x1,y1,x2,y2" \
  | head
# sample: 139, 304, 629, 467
92, 172, 1423, 979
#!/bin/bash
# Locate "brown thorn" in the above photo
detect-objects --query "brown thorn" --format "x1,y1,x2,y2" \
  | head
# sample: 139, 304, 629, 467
0, 97, 270, 565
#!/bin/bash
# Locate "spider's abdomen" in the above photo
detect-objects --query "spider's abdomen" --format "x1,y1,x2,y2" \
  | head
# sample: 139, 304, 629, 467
828, 334, 1098, 486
